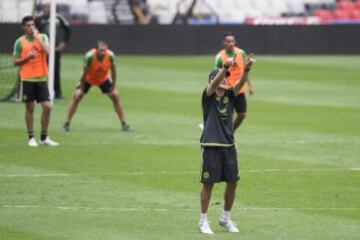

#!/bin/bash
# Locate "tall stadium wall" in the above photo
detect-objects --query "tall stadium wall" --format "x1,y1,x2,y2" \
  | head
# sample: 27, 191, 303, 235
1, 24, 360, 55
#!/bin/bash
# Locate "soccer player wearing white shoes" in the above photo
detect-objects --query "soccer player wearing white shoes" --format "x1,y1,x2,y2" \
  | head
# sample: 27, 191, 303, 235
198, 53, 255, 234
13, 16, 58, 147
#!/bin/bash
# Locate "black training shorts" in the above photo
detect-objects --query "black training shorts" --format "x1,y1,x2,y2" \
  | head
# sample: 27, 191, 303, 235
77, 79, 113, 94
22, 81, 50, 103
200, 146, 240, 183
234, 93, 247, 113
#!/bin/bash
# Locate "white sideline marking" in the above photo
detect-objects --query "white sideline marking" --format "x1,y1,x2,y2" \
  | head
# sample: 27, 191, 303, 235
0, 168, 359, 178
1, 205, 359, 212
244, 168, 360, 173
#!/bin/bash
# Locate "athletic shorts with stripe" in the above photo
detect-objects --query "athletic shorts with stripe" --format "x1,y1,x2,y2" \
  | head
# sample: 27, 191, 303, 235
22, 81, 50, 103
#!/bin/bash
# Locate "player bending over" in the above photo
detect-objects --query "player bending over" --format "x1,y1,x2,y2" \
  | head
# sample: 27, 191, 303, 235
13, 16, 58, 147
198, 53, 255, 234
61, 41, 132, 132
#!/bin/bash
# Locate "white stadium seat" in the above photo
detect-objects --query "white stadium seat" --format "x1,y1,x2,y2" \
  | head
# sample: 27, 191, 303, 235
0, 1, 20, 22
69, 0, 89, 15
270, 0, 290, 16
88, 1, 107, 24
286, 0, 306, 15
0, 0, 338, 24
148, 0, 178, 24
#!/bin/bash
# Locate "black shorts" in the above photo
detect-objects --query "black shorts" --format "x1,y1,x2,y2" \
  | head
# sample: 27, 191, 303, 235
200, 146, 240, 183
77, 79, 113, 94
234, 93, 247, 113
22, 81, 50, 103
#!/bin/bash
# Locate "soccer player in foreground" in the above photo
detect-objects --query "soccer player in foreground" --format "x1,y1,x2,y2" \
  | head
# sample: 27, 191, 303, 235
61, 41, 132, 132
199, 53, 255, 234
13, 16, 59, 147
215, 32, 255, 131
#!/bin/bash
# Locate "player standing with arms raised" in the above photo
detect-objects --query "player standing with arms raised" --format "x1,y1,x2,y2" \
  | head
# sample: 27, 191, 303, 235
13, 16, 59, 147
198, 53, 255, 234
215, 32, 255, 131
61, 41, 132, 132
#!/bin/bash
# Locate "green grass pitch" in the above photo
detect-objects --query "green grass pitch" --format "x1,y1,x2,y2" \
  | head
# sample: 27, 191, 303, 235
0, 55, 359, 239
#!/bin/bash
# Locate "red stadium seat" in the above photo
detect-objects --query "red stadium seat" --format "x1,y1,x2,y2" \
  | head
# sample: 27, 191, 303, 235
314, 9, 333, 23
337, 0, 355, 10
355, 0, 360, 10
350, 9, 360, 19
333, 9, 351, 20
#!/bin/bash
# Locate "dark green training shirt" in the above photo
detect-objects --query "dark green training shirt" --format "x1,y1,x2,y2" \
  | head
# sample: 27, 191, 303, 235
35, 14, 71, 47
200, 88, 235, 147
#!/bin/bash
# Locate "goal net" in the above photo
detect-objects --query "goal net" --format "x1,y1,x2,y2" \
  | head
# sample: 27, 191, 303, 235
0, 0, 56, 102
0, 1, 36, 101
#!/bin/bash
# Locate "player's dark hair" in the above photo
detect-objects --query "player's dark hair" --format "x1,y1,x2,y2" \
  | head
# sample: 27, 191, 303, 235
96, 40, 107, 48
223, 32, 235, 39
22, 16, 34, 25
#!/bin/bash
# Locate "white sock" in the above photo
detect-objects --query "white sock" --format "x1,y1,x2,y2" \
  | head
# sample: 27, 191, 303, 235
200, 213, 208, 224
221, 209, 230, 221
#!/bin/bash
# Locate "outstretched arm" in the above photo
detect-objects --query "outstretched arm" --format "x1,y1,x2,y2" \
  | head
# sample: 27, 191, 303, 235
206, 56, 235, 96
233, 53, 255, 96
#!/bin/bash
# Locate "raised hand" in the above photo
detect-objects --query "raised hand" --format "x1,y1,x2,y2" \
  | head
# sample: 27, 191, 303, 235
31, 26, 39, 35
28, 48, 38, 59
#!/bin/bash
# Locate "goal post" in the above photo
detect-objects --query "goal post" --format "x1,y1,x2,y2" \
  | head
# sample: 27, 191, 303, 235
47, 0, 56, 103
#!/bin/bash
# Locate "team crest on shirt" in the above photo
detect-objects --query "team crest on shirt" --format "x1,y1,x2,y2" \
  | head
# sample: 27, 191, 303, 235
217, 106, 228, 120
216, 95, 229, 120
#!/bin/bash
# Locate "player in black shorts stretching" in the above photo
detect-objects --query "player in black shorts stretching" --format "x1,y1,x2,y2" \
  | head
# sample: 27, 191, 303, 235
198, 53, 255, 234
60, 41, 132, 132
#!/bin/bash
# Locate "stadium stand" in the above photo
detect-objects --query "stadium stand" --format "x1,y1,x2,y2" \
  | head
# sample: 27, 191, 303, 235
0, 0, 33, 23
1, 0, 360, 24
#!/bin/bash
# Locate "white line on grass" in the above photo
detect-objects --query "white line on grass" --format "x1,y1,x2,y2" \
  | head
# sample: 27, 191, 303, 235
1, 205, 359, 212
244, 168, 360, 173
0, 168, 359, 178
1, 139, 359, 147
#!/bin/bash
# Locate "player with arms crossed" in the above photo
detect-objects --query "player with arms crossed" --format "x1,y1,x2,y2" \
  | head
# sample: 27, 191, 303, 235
61, 41, 132, 132
198, 53, 255, 234
13, 16, 58, 147
215, 32, 255, 131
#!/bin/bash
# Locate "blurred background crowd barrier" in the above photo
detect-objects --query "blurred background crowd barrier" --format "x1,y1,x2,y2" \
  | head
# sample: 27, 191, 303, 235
1, 0, 360, 25
1, 0, 359, 55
